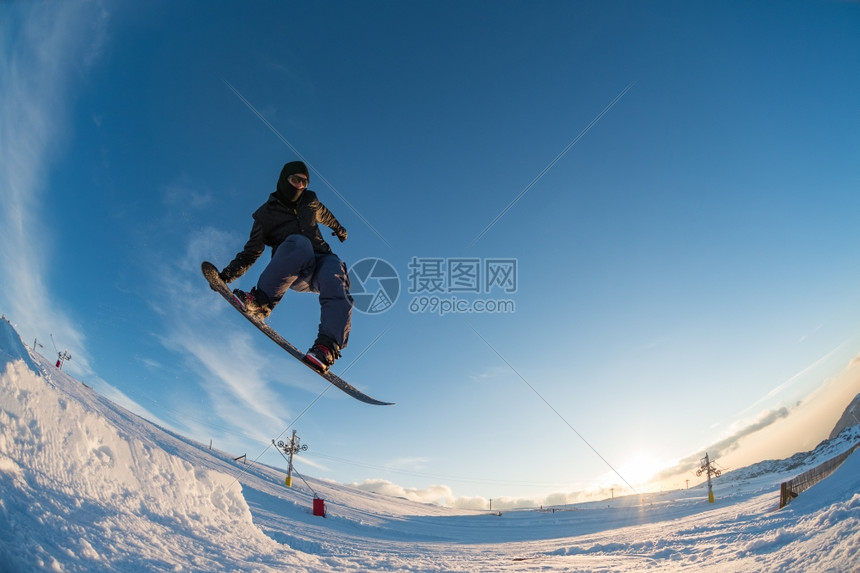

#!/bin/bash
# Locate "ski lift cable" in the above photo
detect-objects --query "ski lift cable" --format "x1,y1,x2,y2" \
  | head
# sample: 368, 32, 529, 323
220, 385, 332, 490
221, 78, 391, 249
468, 322, 640, 496
470, 81, 636, 247
288, 466, 317, 497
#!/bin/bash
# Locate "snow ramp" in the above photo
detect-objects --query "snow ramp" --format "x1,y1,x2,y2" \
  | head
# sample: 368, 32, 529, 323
0, 320, 295, 571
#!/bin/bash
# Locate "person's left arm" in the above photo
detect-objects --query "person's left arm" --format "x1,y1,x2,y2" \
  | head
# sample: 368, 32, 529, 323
314, 198, 348, 242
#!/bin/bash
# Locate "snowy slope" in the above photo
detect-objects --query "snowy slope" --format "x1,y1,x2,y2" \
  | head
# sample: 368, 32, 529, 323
0, 317, 858, 572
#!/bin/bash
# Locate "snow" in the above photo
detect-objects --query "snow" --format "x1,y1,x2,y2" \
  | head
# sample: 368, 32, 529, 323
1, 317, 858, 572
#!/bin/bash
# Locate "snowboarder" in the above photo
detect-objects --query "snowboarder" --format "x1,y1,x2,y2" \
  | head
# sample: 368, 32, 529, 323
218, 161, 352, 372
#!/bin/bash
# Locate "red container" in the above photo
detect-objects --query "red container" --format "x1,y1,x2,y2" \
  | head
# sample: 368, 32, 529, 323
313, 498, 326, 517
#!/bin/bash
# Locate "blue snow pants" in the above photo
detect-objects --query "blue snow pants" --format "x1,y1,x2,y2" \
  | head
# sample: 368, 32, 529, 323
257, 234, 352, 350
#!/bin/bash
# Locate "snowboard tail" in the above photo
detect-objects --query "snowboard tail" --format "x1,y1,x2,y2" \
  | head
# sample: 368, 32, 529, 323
201, 261, 393, 406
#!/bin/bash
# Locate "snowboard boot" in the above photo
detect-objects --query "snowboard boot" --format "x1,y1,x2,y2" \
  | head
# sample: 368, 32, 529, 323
304, 337, 341, 373
232, 287, 272, 320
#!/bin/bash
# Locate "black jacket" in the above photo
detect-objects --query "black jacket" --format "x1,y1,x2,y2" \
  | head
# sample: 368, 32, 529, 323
221, 189, 345, 282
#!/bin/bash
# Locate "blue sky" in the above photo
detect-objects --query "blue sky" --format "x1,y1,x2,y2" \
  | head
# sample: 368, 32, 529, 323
2, 1, 859, 506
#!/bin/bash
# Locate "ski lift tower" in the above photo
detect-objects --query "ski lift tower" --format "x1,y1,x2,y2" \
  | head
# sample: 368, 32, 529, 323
696, 452, 721, 503
50, 334, 72, 369
55, 349, 72, 369
275, 430, 308, 488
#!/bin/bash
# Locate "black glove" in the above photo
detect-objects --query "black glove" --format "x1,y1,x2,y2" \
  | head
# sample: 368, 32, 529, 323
332, 227, 348, 243
219, 268, 237, 284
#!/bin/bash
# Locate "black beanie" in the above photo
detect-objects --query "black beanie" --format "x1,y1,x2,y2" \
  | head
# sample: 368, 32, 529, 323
281, 161, 309, 180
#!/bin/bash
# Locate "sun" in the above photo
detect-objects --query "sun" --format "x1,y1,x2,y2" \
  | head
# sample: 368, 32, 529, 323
617, 451, 665, 486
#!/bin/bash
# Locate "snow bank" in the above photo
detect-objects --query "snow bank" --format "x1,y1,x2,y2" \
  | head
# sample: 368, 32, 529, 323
0, 322, 290, 571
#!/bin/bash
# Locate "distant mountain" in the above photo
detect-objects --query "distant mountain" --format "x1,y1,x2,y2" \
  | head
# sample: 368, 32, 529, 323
718, 424, 860, 484
829, 393, 860, 440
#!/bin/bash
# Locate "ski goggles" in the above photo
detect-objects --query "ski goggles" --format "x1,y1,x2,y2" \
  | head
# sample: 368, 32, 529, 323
288, 174, 309, 188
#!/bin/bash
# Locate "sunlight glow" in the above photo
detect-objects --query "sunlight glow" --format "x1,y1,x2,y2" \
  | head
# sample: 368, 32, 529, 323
617, 451, 665, 486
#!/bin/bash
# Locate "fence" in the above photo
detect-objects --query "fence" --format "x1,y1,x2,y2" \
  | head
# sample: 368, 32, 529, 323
779, 442, 860, 508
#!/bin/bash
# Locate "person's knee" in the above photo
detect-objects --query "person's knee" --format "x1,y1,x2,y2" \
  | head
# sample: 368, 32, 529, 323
282, 234, 314, 256
271, 234, 315, 270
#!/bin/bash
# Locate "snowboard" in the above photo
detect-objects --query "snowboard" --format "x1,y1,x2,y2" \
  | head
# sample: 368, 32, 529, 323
201, 261, 393, 406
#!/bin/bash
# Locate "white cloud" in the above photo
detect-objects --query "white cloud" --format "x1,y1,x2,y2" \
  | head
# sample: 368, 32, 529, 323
0, 4, 270, 447
350, 479, 457, 506
0, 2, 110, 378
162, 176, 215, 212
347, 478, 614, 510
179, 226, 240, 273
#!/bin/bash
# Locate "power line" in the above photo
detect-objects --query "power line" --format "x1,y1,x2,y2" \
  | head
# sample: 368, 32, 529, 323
470, 81, 636, 246
468, 322, 639, 495
221, 78, 391, 248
